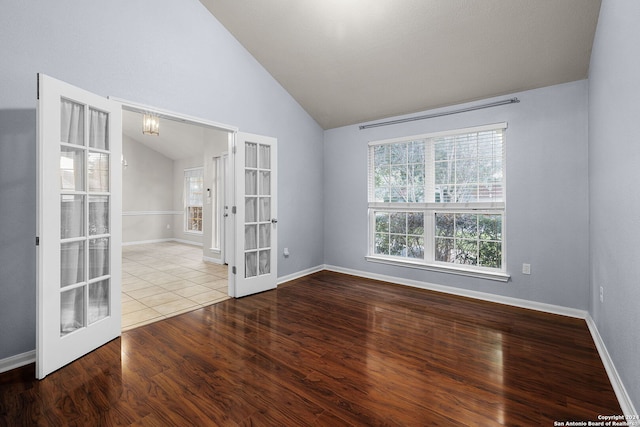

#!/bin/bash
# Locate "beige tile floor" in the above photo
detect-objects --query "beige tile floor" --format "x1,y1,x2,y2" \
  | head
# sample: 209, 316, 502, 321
122, 241, 229, 331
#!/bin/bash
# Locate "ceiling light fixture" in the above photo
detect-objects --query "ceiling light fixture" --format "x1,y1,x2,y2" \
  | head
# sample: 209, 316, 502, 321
142, 113, 160, 136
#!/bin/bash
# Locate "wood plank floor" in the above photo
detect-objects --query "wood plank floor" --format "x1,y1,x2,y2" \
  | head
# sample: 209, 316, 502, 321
0, 271, 622, 426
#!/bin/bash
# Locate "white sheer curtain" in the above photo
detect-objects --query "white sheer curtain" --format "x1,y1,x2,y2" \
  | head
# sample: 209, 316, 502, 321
89, 196, 109, 235
245, 253, 257, 278
61, 195, 84, 239
245, 171, 257, 195
245, 225, 257, 250
61, 99, 84, 145
259, 224, 270, 249
259, 171, 270, 195
245, 142, 257, 168
259, 250, 270, 275
245, 197, 257, 222
89, 238, 109, 280
259, 197, 270, 222
88, 152, 109, 192
60, 242, 84, 286
258, 144, 270, 169
88, 281, 109, 324
60, 100, 86, 335
60, 288, 83, 335
89, 109, 108, 150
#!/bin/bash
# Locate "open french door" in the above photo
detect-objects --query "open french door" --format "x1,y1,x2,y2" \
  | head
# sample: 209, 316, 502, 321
232, 132, 278, 297
36, 74, 122, 379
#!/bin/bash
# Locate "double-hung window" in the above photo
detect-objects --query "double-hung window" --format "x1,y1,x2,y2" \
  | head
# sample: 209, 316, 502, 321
184, 167, 204, 234
367, 123, 508, 280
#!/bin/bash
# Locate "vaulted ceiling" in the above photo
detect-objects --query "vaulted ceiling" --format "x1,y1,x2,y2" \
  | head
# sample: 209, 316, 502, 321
200, 0, 601, 129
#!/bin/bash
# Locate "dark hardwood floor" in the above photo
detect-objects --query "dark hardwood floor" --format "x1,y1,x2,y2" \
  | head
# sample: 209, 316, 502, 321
0, 271, 621, 426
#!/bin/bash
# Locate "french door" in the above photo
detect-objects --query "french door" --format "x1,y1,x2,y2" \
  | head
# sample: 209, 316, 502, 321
36, 74, 122, 379
233, 133, 278, 297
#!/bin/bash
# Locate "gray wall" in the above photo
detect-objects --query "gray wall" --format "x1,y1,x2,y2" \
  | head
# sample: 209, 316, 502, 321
324, 80, 590, 309
0, 110, 37, 360
122, 136, 175, 243
588, 0, 640, 411
0, 0, 324, 360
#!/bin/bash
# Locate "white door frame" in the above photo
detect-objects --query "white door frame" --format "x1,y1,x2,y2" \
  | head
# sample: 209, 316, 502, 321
111, 97, 238, 296
222, 153, 231, 265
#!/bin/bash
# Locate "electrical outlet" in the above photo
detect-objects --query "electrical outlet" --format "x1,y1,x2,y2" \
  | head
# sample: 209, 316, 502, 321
522, 263, 531, 275
600, 286, 604, 303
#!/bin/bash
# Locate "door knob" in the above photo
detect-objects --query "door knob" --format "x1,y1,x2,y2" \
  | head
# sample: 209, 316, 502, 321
271, 218, 278, 224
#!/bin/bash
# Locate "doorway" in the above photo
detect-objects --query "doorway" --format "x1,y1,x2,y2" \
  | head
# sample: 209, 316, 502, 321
119, 108, 233, 330
37, 75, 279, 378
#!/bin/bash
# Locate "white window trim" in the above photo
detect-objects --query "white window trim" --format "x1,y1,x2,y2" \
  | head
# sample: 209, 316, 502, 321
367, 123, 509, 281
210, 156, 222, 251
184, 167, 204, 235
365, 255, 510, 282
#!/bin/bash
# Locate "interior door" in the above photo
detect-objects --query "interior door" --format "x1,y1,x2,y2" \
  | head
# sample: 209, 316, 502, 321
233, 132, 277, 297
36, 74, 122, 379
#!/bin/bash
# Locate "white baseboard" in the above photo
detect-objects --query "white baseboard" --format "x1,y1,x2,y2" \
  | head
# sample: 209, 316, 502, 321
0, 350, 35, 374
324, 264, 588, 319
277, 264, 325, 286
122, 238, 174, 246
585, 315, 637, 418
122, 210, 181, 216
203, 256, 224, 265
123, 238, 203, 247
172, 238, 203, 247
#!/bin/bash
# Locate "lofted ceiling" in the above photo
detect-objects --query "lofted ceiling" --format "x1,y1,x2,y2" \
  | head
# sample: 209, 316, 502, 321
200, 0, 601, 129
122, 110, 229, 160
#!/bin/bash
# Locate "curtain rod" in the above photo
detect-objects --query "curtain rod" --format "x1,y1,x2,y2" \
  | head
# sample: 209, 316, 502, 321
359, 97, 520, 130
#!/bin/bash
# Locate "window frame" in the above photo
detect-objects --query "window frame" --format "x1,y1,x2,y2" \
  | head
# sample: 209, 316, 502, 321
210, 156, 221, 252
184, 167, 204, 235
366, 123, 510, 282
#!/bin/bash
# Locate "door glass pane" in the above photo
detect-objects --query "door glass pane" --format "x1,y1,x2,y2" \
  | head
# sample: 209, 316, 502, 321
245, 252, 257, 278
245, 142, 257, 168
259, 144, 270, 169
259, 171, 271, 195
88, 279, 109, 324
259, 224, 270, 249
60, 287, 84, 336
61, 195, 84, 239
89, 238, 109, 280
89, 196, 109, 235
259, 250, 270, 275
60, 147, 84, 191
89, 108, 109, 150
60, 99, 84, 146
245, 170, 257, 195
61, 241, 85, 287
259, 197, 270, 222
245, 225, 257, 250
245, 197, 257, 222
88, 152, 109, 192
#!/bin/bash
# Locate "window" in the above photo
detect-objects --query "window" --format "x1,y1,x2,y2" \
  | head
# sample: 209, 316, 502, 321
210, 156, 221, 251
367, 123, 507, 280
184, 168, 204, 234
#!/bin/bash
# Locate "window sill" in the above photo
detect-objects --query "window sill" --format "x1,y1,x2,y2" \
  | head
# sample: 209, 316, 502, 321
365, 255, 510, 282
183, 231, 204, 236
